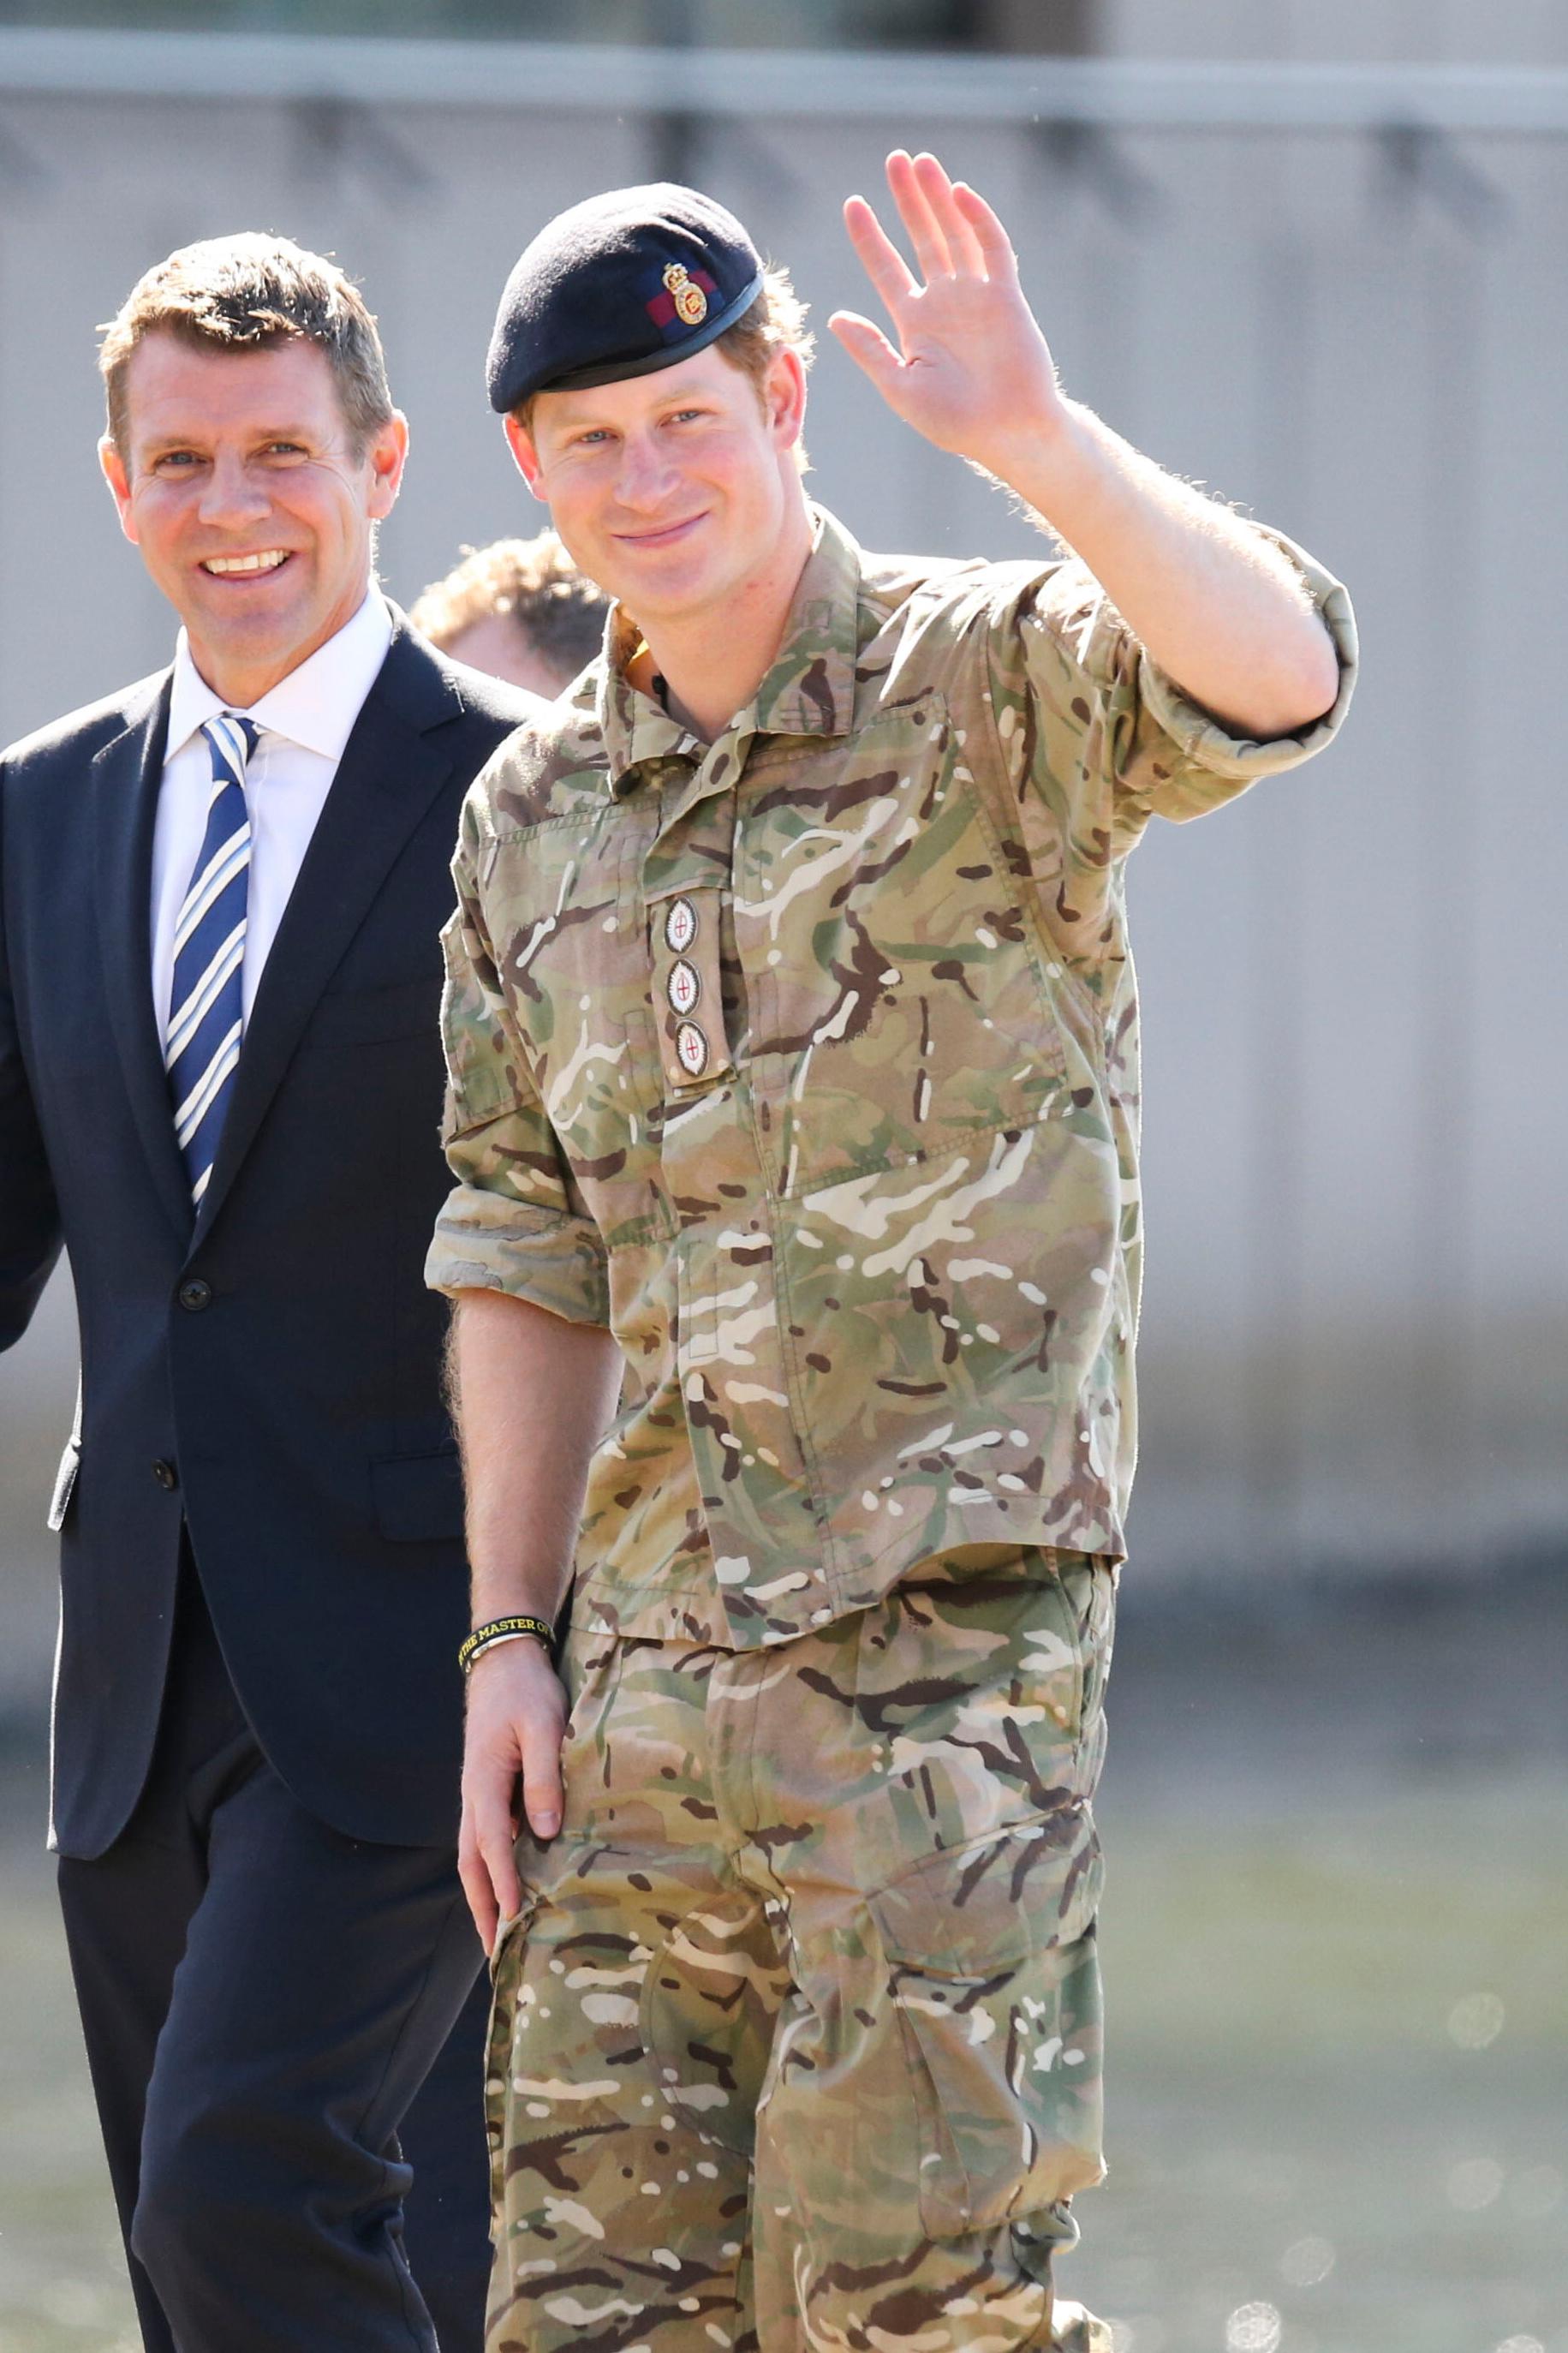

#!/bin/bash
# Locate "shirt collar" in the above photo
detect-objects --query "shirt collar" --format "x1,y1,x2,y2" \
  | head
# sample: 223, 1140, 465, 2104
599, 607, 700, 793
165, 583, 395, 765
599, 505, 862, 795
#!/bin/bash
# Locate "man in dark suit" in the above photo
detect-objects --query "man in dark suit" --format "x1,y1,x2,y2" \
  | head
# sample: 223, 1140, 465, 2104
0, 234, 536, 2350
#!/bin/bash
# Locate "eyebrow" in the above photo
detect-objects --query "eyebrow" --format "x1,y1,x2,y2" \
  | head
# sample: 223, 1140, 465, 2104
548, 386, 713, 432
138, 421, 319, 456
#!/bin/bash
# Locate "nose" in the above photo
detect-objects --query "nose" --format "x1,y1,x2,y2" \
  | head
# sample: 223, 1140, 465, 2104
197, 448, 271, 531
613, 431, 678, 515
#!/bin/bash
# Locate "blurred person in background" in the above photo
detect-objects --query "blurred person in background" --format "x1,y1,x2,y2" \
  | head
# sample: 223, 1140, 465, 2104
0, 234, 541, 2353
410, 530, 609, 697
432, 158, 1355, 2350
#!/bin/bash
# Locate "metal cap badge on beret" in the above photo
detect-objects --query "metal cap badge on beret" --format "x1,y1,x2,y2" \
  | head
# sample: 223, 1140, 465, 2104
486, 182, 766, 415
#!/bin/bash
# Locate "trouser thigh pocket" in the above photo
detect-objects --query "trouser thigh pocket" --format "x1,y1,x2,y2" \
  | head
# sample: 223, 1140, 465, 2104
869, 1813, 1106, 2239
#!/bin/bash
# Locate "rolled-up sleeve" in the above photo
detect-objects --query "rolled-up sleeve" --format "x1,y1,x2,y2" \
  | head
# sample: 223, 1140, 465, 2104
425, 794, 610, 1328
1001, 524, 1357, 852
1128, 529, 1357, 810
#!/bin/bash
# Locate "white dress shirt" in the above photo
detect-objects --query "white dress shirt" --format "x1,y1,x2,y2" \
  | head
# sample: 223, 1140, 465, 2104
149, 587, 395, 1035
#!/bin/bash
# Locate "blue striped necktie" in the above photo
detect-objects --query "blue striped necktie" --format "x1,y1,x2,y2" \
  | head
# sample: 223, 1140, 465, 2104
164, 712, 259, 1208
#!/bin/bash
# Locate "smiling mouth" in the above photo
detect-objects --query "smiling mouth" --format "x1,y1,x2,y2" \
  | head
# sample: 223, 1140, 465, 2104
615, 516, 705, 546
200, 550, 292, 577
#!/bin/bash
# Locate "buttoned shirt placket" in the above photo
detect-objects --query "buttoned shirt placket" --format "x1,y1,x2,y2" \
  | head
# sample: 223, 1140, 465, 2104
597, 617, 862, 1639
611, 716, 776, 1591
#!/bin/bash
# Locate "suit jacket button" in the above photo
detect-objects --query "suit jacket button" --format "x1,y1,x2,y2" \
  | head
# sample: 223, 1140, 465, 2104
151, 1459, 178, 1490
178, 1279, 212, 1312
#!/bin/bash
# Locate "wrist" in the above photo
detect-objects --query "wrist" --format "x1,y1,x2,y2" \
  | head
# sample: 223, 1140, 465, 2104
465, 1633, 554, 1685
970, 394, 1094, 519
460, 1612, 557, 1675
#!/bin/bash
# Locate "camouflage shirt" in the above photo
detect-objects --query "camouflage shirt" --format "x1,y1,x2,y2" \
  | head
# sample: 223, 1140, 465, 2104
427, 506, 1356, 1647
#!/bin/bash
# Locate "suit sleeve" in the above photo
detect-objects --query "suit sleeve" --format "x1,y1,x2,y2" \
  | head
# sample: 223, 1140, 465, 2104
0, 761, 63, 1351
425, 788, 610, 1327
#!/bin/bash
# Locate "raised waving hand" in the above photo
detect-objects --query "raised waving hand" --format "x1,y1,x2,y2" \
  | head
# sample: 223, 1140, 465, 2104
830, 149, 1065, 474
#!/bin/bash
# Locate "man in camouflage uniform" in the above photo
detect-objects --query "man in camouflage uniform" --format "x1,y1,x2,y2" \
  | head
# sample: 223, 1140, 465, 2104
426, 159, 1356, 2350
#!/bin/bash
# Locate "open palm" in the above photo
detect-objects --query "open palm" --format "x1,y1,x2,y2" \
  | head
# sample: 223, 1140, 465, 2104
830, 150, 1064, 466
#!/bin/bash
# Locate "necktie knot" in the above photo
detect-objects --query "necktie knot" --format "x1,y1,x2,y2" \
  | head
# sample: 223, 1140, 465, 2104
200, 711, 260, 783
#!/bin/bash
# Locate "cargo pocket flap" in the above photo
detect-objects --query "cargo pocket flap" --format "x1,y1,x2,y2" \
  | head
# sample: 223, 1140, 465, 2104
869, 1818, 1106, 2237
871, 1813, 1096, 1978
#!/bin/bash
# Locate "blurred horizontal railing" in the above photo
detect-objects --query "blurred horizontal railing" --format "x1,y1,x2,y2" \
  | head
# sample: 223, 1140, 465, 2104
1, 32, 1568, 134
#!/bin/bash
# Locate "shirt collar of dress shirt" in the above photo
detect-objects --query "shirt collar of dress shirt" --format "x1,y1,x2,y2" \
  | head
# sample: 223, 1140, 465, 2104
164, 582, 395, 764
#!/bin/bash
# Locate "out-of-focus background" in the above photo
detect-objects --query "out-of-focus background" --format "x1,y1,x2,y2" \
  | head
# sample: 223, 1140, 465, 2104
0, 6, 1564, 2352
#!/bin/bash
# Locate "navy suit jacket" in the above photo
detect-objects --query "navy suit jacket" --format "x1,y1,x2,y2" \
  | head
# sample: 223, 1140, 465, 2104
0, 621, 534, 1859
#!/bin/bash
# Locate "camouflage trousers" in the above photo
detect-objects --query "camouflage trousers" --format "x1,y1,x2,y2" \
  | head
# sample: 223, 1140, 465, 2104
485, 1546, 1117, 2352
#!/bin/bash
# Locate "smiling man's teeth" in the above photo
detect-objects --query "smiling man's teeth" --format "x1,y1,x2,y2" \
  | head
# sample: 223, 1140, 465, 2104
204, 550, 289, 575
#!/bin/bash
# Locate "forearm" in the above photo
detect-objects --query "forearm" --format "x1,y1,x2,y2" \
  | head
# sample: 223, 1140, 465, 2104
447, 1286, 621, 1943
984, 399, 1341, 740
448, 1287, 623, 1627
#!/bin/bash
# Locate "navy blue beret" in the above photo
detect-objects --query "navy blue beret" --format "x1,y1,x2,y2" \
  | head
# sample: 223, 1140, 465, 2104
486, 182, 766, 415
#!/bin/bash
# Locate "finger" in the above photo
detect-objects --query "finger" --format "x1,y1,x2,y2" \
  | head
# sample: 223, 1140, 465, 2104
459, 1813, 501, 1954
952, 179, 1020, 285
517, 1711, 564, 1843
478, 1814, 522, 1937
912, 151, 986, 276
466, 1762, 522, 1924
459, 1851, 498, 1955
885, 148, 953, 281
842, 195, 917, 320
827, 311, 907, 394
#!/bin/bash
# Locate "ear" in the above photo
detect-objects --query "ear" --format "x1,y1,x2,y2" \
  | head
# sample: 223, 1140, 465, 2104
765, 347, 808, 459
365, 409, 410, 520
98, 434, 140, 546
503, 413, 548, 501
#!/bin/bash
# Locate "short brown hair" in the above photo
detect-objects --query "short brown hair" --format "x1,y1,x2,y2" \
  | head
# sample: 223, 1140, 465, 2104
99, 232, 394, 458
513, 260, 814, 463
410, 534, 609, 678
715, 262, 815, 400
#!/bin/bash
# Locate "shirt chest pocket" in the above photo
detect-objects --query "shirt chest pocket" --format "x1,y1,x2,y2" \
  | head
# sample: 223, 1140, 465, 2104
736, 698, 1066, 1200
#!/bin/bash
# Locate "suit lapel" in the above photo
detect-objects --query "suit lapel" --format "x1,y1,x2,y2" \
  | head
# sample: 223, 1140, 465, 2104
192, 630, 463, 1239
91, 675, 194, 1240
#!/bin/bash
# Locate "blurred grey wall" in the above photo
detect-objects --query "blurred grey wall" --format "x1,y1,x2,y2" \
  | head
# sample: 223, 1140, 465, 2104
1108, 0, 1560, 62
2, 31, 1566, 1717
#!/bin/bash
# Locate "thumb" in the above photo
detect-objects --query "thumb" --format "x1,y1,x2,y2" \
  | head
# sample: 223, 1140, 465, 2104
828, 311, 906, 394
